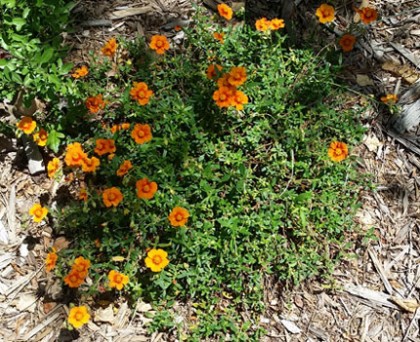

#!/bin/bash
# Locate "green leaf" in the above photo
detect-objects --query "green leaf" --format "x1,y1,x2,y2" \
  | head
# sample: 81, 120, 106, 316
11, 18, 26, 31
47, 129, 65, 153
39, 47, 54, 64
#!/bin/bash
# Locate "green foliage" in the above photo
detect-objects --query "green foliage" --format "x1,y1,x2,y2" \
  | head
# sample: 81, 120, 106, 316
0, 0, 75, 102
42, 8, 369, 340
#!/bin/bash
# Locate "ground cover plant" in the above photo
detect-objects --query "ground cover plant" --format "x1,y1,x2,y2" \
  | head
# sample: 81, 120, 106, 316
6, 3, 386, 340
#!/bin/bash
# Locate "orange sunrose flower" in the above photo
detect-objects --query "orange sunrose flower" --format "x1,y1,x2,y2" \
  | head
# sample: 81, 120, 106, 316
68, 306, 90, 329
136, 178, 158, 200
33, 128, 48, 147
17, 116, 36, 135
71, 65, 89, 78
103, 187, 123, 207
380, 94, 398, 104
231, 90, 249, 110
168, 207, 190, 227
255, 18, 270, 31
315, 4, 335, 24
130, 82, 154, 106
65, 142, 87, 167
213, 86, 235, 108
131, 123, 152, 144
228, 66, 247, 86
72, 257, 91, 277
110, 123, 130, 134
213, 32, 225, 44
116, 160, 133, 177
356, 7, 378, 24
45, 251, 58, 272
217, 4, 233, 20
108, 270, 129, 290
328, 141, 349, 162
206, 64, 223, 80
270, 18, 285, 30
149, 35, 170, 55
339, 34, 356, 52
174, 25, 182, 31
47, 157, 60, 178
64, 269, 85, 288
145, 248, 169, 272
29, 203, 48, 223
94, 139, 116, 156
101, 38, 117, 57
216, 73, 233, 88
79, 188, 88, 202
86, 94, 106, 114
81, 156, 100, 173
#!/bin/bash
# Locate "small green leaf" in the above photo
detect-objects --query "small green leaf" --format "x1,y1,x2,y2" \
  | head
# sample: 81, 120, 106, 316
47, 129, 65, 153
39, 47, 54, 64
11, 18, 26, 31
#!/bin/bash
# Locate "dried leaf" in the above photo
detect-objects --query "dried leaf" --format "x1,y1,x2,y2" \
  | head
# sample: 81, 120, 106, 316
382, 61, 419, 85
94, 306, 115, 323
43, 302, 57, 314
390, 297, 420, 313
111, 256, 125, 262
356, 74, 374, 87
15, 293, 37, 313
53, 236, 70, 251
363, 134, 382, 152
280, 319, 302, 334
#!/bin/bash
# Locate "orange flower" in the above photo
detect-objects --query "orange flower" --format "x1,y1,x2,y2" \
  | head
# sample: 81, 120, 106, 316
315, 4, 335, 24
217, 4, 233, 20
94, 139, 116, 156
45, 251, 58, 272
103, 187, 123, 207
130, 82, 154, 106
47, 157, 60, 178
145, 248, 169, 272
17, 116, 36, 135
64, 269, 85, 288
72, 256, 91, 277
339, 34, 356, 52
68, 306, 90, 329
149, 35, 170, 55
227, 66, 247, 86
131, 123, 152, 144
111, 123, 130, 134
168, 207, 189, 227
270, 18, 285, 30
81, 156, 100, 173
108, 270, 129, 290
33, 128, 48, 147
174, 25, 182, 31
328, 141, 349, 162
231, 90, 249, 110
116, 160, 133, 177
255, 18, 270, 31
136, 178, 158, 200
380, 94, 398, 104
356, 7, 378, 24
29, 203, 48, 223
71, 65, 89, 78
216, 73, 233, 88
79, 188, 88, 202
86, 94, 106, 114
213, 32, 225, 44
65, 142, 87, 167
101, 37, 117, 57
206, 64, 223, 80
213, 86, 234, 108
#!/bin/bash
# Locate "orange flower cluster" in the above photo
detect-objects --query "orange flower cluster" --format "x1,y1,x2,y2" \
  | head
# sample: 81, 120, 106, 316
149, 35, 170, 55
110, 123, 130, 134
213, 32, 225, 44
168, 207, 189, 227
17, 116, 36, 135
108, 270, 129, 290
101, 38, 117, 57
328, 141, 349, 162
217, 4, 233, 20
45, 249, 58, 272
315, 4, 335, 24
339, 34, 356, 52
130, 82, 154, 106
65, 142, 100, 173
255, 18, 285, 32
212, 66, 249, 110
103, 187, 123, 207
64, 256, 91, 288
116, 160, 133, 177
94, 138, 116, 156
381, 94, 398, 104
71, 65, 89, 78
86, 94, 106, 114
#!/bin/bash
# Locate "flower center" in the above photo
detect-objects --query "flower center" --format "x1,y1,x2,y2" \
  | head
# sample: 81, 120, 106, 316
115, 274, 122, 283
75, 312, 83, 321
176, 213, 183, 221
35, 208, 43, 217
72, 152, 81, 160
108, 193, 116, 201
335, 148, 342, 155
70, 274, 78, 282
138, 90, 146, 98
156, 40, 163, 48
137, 130, 145, 138
143, 184, 150, 192
152, 255, 162, 265
220, 94, 227, 101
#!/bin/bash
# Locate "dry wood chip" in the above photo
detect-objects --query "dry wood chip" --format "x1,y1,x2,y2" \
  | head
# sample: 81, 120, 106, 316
344, 283, 399, 310
110, 6, 154, 19
390, 297, 420, 313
